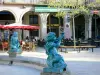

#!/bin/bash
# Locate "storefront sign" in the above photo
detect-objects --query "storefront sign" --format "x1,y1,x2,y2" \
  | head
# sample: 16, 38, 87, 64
34, 7, 70, 12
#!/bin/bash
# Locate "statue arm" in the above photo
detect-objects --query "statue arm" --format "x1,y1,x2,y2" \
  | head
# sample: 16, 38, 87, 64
54, 33, 64, 47
57, 33, 64, 42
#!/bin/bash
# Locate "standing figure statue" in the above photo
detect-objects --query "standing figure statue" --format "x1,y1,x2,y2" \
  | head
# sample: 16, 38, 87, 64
43, 32, 67, 73
8, 31, 22, 65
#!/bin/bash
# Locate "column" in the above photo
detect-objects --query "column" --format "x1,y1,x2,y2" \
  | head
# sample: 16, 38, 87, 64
23, 14, 29, 40
15, 16, 22, 23
85, 15, 89, 40
15, 16, 23, 41
63, 14, 71, 39
39, 13, 49, 39
88, 15, 92, 38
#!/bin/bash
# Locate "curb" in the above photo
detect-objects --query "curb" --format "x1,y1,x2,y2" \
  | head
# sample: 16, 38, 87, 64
0, 55, 47, 68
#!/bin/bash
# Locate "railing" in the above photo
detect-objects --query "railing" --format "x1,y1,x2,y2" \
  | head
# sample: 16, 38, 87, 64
3, 0, 49, 4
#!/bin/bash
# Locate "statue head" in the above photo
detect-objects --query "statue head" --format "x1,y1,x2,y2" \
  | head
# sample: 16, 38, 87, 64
12, 31, 18, 37
46, 32, 56, 42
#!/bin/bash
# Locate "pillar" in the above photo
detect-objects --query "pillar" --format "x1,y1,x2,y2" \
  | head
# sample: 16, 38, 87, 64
15, 16, 23, 40
39, 13, 49, 40
63, 14, 71, 39
85, 15, 89, 40
88, 15, 92, 38
22, 14, 29, 40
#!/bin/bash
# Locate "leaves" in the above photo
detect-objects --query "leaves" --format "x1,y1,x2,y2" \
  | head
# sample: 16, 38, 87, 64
48, 0, 99, 17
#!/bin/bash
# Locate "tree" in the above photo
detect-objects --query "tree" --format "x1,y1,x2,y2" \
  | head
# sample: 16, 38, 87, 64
48, 0, 100, 17
48, 0, 100, 49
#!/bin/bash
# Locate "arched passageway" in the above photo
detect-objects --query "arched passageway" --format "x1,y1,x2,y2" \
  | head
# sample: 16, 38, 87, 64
22, 11, 39, 40
0, 11, 15, 24
92, 14, 100, 39
74, 14, 85, 40
0, 11, 15, 41
47, 14, 63, 37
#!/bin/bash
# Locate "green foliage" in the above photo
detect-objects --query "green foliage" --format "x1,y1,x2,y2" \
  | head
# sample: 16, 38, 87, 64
96, 0, 100, 3
48, 0, 100, 17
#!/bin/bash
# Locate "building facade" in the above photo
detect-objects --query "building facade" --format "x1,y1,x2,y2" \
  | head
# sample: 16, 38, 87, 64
0, 0, 100, 41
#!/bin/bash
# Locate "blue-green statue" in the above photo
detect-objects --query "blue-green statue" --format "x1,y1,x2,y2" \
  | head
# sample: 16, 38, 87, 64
43, 32, 67, 73
8, 31, 22, 65
8, 31, 22, 54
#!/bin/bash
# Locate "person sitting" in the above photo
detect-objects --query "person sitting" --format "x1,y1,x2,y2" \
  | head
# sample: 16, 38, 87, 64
96, 35, 100, 40
25, 36, 29, 42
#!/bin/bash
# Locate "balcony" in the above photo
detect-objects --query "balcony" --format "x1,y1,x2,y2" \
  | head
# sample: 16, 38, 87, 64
2, 0, 49, 5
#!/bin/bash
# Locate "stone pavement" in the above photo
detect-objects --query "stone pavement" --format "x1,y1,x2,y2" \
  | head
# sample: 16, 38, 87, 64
0, 47, 100, 75
0, 61, 41, 75
0, 63, 41, 75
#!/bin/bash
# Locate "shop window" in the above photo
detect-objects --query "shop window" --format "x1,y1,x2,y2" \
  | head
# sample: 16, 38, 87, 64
50, 15, 59, 24
47, 15, 59, 24
29, 15, 38, 24
47, 15, 63, 26
59, 17, 63, 26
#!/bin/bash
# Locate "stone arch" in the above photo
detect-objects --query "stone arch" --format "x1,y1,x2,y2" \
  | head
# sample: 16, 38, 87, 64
47, 13, 61, 36
70, 11, 89, 20
0, 8, 16, 21
20, 10, 30, 23
71, 12, 88, 39
20, 9, 40, 23
20, 10, 40, 39
21, 10, 40, 24
92, 14, 100, 39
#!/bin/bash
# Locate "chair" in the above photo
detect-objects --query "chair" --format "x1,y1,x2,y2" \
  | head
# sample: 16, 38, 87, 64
21, 41, 26, 51
25, 42, 30, 51
22, 42, 30, 51
2, 42, 9, 52
27, 42, 36, 51
31, 42, 36, 51
21, 41, 36, 51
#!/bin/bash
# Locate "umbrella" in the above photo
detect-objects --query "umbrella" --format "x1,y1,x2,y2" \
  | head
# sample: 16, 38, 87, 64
3, 23, 39, 30
0, 24, 4, 29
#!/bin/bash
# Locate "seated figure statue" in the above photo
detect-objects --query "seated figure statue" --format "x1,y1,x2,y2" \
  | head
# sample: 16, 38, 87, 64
8, 31, 22, 56
43, 32, 67, 73
8, 31, 22, 65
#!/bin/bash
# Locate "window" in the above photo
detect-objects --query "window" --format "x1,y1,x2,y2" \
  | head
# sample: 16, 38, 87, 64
50, 15, 59, 24
29, 15, 38, 24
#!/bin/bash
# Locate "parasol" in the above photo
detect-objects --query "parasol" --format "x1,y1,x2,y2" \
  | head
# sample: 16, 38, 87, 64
3, 23, 39, 30
0, 24, 4, 29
